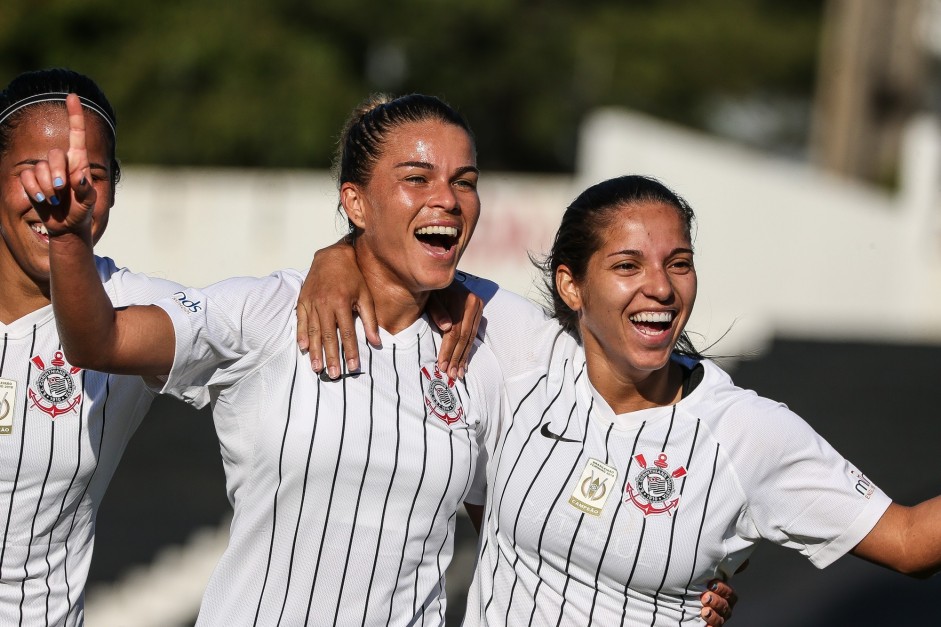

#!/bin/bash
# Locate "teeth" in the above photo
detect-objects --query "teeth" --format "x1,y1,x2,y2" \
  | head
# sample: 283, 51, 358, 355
630, 311, 673, 323
416, 226, 458, 237
31, 224, 49, 236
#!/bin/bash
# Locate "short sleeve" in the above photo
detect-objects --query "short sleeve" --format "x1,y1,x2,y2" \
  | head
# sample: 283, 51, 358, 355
95, 256, 186, 306
153, 271, 302, 406
723, 397, 892, 568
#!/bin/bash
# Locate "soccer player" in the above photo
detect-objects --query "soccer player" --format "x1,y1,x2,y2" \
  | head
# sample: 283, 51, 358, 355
302, 175, 941, 625
0, 68, 184, 625
30, 92, 505, 625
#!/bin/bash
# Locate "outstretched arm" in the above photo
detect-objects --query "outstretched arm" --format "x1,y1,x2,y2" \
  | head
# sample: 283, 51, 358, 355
851, 497, 941, 578
21, 94, 174, 376
296, 239, 482, 379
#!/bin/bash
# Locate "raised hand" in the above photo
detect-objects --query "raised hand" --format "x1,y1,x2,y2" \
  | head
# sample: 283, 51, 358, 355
18, 93, 96, 238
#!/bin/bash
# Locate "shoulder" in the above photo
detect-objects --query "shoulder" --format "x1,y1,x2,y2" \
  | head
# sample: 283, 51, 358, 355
95, 255, 187, 305
684, 359, 827, 454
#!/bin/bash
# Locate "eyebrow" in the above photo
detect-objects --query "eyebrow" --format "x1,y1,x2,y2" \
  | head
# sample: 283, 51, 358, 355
394, 161, 479, 176
609, 247, 694, 258
15, 159, 108, 172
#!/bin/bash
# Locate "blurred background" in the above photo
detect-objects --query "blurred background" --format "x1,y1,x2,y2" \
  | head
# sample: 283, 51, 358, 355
4, 0, 941, 624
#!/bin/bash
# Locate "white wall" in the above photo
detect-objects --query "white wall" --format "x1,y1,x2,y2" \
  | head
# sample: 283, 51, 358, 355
98, 110, 941, 357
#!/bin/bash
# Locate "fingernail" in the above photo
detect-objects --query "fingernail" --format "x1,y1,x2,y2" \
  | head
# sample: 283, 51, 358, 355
347, 358, 358, 372
49, 196, 60, 206
710, 582, 718, 591
312, 358, 322, 372
328, 366, 339, 379
705, 609, 712, 618
53, 177, 64, 188
35, 193, 46, 202
449, 366, 459, 380
439, 360, 450, 374
705, 594, 712, 604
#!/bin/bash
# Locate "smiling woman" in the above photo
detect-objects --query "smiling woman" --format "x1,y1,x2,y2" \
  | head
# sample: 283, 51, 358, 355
0, 68, 185, 626
33, 92, 505, 625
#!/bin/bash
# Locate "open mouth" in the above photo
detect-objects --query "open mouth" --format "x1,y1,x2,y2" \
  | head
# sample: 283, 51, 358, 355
629, 311, 674, 336
415, 225, 459, 252
30, 223, 49, 241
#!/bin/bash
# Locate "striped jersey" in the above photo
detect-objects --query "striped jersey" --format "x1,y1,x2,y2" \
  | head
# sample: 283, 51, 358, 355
0, 257, 183, 626
461, 277, 892, 626
153, 270, 505, 626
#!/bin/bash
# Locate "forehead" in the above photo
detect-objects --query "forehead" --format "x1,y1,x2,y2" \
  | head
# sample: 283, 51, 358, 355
1, 104, 111, 164
600, 201, 691, 247
376, 120, 475, 164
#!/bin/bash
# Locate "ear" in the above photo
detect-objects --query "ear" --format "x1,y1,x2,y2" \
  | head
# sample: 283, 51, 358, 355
556, 264, 583, 312
340, 182, 367, 230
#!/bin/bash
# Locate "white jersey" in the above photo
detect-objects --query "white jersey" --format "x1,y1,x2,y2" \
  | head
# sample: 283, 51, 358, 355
153, 270, 505, 626
461, 276, 892, 626
0, 257, 183, 627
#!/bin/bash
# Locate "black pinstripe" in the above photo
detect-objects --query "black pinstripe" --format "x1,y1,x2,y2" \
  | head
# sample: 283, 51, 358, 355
389, 333, 431, 623
678, 443, 720, 625
586, 422, 648, 624
361, 344, 401, 626
254, 360, 300, 626
0, 326, 36, 583
334, 345, 375, 625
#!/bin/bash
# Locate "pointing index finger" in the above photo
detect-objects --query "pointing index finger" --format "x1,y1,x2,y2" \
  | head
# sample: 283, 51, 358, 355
65, 94, 89, 182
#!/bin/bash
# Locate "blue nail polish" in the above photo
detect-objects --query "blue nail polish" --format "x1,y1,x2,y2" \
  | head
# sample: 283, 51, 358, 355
53, 177, 64, 188
35, 193, 46, 202
49, 196, 60, 206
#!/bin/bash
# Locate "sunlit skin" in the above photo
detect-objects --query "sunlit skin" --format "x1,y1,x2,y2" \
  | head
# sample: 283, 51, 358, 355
0, 106, 112, 322
341, 120, 479, 334
557, 200, 697, 414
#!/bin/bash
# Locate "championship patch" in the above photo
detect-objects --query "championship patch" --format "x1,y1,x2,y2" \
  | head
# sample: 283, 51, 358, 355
421, 363, 464, 425
29, 351, 82, 419
568, 458, 618, 517
0, 378, 16, 435
625, 452, 687, 517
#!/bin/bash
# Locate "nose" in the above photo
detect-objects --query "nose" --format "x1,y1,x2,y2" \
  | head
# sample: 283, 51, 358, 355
644, 265, 674, 302
427, 181, 459, 213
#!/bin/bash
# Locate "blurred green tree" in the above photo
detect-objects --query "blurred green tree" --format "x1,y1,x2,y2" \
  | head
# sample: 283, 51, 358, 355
0, 0, 822, 171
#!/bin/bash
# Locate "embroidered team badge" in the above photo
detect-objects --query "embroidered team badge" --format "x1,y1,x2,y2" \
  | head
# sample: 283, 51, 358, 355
421, 364, 464, 425
0, 378, 16, 435
29, 351, 82, 419
568, 458, 618, 517
625, 452, 687, 517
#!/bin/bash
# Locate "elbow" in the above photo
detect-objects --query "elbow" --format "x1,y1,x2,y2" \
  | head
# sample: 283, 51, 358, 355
897, 561, 940, 580
61, 346, 103, 371
60, 341, 115, 373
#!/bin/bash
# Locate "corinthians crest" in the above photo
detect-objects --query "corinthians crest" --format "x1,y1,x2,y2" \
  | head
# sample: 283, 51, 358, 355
29, 351, 82, 419
625, 452, 687, 517
421, 363, 464, 425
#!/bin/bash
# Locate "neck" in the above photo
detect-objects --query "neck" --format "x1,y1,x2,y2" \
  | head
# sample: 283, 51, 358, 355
0, 261, 51, 324
355, 245, 429, 335
583, 348, 684, 415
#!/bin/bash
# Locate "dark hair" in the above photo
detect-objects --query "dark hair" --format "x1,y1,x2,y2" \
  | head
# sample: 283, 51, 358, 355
0, 68, 120, 201
541, 174, 702, 358
334, 93, 474, 237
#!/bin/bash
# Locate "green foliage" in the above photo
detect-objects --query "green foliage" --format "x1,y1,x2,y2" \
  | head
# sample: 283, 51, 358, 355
0, 0, 822, 171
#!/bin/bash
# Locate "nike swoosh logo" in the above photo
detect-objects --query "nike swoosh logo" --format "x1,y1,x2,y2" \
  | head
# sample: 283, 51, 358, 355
540, 423, 579, 443
318, 371, 363, 382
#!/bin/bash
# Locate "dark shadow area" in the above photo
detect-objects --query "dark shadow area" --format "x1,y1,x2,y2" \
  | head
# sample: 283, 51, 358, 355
722, 339, 941, 626
88, 395, 227, 586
